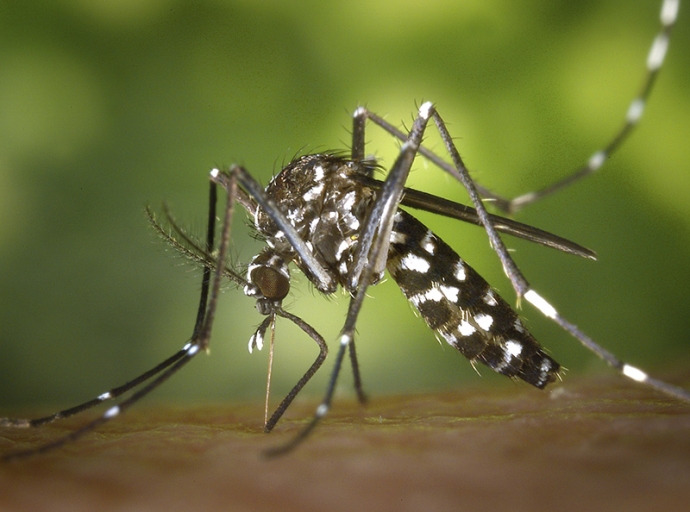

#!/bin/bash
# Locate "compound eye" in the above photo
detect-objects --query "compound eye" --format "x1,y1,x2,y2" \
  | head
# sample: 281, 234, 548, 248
251, 266, 290, 301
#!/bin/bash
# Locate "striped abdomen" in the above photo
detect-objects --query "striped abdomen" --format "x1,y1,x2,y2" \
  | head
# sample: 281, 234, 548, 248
387, 209, 559, 388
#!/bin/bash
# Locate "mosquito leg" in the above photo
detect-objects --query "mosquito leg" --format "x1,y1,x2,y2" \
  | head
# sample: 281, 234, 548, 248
351, 106, 367, 162
528, 293, 690, 402
347, 103, 435, 291
263, 308, 328, 433
0, 349, 190, 431
355, 2, 679, 215
266, 261, 386, 456
431, 108, 690, 403
1, 182, 219, 433
195, 178, 218, 335
348, 107, 377, 406
348, 338, 367, 405
197, 169, 236, 349
492, 0, 679, 213
429, 107, 532, 300
1, 179, 227, 461
1, 357, 197, 460
263, 339, 346, 457
356, 108, 496, 201
265, 104, 436, 455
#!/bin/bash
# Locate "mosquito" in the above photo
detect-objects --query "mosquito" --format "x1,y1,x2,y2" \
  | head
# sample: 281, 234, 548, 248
2, 0, 687, 460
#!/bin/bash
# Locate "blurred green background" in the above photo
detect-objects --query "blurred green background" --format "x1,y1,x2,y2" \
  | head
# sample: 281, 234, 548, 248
1, 0, 689, 413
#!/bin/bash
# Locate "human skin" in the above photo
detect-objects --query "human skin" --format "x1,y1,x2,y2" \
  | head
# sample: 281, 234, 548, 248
1, 373, 689, 512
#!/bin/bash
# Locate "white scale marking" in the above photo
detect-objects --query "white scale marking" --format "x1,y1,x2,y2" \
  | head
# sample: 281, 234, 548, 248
626, 98, 645, 124
302, 182, 324, 201
335, 238, 352, 260
421, 231, 436, 255
514, 191, 537, 206
313, 165, 325, 182
441, 331, 458, 346
276, 262, 289, 279
453, 260, 466, 282
425, 287, 444, 302
587, 151, 606, 171
342, 191, 357, 211
439, 284, 459, 303
513, 318, 525, 333
536, 359, 552, 387
419, 101, 433, 119
410, 286, 444, 306
483, 290, 498, 306
458, 320, 476, 337
98, 392, 112, 401
493, 340, 523, 373
343, 213, 360, 231
504, 340, 523, 358
475, 313, 493, 332
647, 33, 669, 71
287, 208, 303, 223
524, 289, 557, 319
400, 253, 431, 273
249, 330, 264, 353
390, 230, 407, 245
104, 406, 120, 419
623, 364, 648, 383
661, 0, 679, 26
309, 217, 320, 235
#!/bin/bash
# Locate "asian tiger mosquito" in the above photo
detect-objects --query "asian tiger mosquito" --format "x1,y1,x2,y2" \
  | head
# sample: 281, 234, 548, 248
2, 0, 688, 460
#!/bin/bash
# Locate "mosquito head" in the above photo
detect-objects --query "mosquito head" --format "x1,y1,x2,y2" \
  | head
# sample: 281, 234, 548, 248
244, 248, 291, 310
251, 266, 290, 304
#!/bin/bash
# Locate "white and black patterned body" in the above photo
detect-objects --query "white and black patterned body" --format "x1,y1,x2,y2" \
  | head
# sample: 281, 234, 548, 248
388, 209, 558, 387
252, 154, 380, 295
249, 153, 559, 389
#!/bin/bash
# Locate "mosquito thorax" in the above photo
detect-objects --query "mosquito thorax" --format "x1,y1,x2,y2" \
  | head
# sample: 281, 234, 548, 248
254, 154, 380, 295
